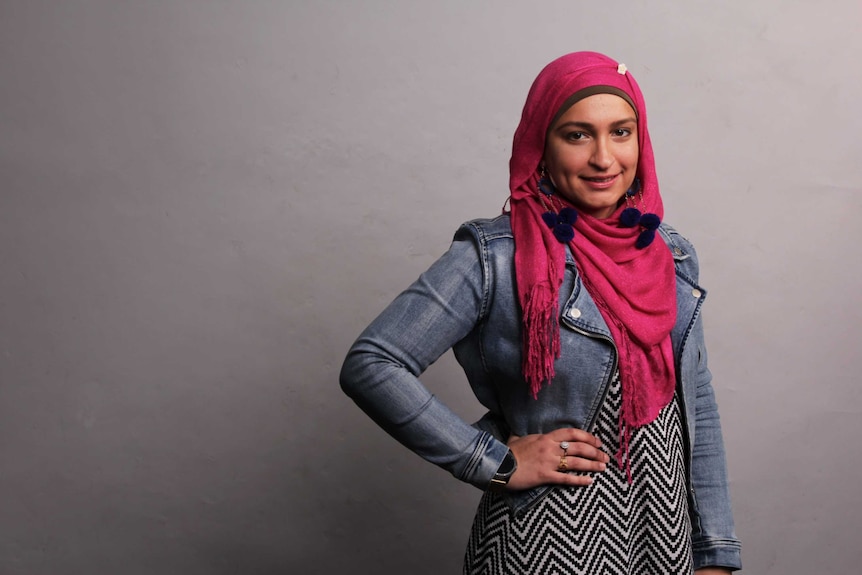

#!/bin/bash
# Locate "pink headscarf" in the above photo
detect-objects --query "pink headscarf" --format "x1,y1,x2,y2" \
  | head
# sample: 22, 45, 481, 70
509, 52, 677, 472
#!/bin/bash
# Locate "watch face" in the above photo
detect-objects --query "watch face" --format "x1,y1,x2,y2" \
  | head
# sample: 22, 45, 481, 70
489, 452, 516, 492
498, 451, 516, 476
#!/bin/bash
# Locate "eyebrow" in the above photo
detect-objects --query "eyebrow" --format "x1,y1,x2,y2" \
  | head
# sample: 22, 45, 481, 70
554, 118, 637, 131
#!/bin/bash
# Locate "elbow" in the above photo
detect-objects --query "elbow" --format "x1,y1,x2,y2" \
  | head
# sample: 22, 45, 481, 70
339, 342, 388, 401
339, 348, 362, 399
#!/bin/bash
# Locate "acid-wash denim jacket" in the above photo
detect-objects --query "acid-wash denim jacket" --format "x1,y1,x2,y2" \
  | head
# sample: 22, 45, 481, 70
340, 214, 742, 571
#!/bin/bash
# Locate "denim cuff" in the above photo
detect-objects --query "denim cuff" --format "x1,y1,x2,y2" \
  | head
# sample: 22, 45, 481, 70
461, 433, 511, 489
693, 537, 743, 571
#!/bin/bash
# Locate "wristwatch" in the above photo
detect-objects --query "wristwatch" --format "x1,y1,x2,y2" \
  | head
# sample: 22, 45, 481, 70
488, 449, 518, 492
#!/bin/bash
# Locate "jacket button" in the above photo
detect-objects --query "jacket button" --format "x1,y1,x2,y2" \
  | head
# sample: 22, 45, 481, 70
673, 247, 683, 256
692, 289, 702, 298
568, 308, 582, 319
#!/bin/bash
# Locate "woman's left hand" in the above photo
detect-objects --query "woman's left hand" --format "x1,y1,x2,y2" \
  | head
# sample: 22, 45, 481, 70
504, 427, 610, 491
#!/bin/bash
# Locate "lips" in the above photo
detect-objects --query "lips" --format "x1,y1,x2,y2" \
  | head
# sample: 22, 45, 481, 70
580, 173, 621, 189
581, 174, 620, 182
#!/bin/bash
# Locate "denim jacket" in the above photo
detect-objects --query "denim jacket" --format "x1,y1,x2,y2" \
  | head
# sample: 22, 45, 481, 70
340, 214, 741, 570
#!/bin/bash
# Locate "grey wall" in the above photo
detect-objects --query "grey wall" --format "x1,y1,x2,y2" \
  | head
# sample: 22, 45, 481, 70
1, 1, 860, 574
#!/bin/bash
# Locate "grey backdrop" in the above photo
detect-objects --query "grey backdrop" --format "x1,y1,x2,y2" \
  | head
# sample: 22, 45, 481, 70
2, 1, 860, 574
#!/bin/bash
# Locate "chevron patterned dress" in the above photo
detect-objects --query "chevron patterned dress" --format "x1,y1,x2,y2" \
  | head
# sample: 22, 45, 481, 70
464, 373, 693, 574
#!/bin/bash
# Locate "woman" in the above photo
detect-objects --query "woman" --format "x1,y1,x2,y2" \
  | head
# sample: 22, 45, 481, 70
340, 51, 741, 574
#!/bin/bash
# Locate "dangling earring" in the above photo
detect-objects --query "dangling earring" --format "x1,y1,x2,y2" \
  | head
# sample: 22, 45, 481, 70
620, 178, 642, 226
536, 164, 577, 243
538, 164, 556, 197
619, 178, 660, 248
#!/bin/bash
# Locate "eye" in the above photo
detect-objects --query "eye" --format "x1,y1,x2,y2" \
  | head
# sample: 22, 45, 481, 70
613, 128, 633, 137
565, 131, 588, 142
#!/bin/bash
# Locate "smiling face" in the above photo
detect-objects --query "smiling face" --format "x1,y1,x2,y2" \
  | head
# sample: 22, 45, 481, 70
543, 93, 639, 219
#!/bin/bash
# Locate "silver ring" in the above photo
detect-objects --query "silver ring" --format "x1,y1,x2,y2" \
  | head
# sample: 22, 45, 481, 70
560, 441, 569, 455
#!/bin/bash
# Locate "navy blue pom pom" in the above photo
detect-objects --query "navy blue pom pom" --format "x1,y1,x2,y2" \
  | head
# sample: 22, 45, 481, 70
553, 223, 575, 243
541, 211, 557, 228
620, 207, 641, 228
640, 213, 660, 231
558, 207, 578, 225
635, 229, 656, 249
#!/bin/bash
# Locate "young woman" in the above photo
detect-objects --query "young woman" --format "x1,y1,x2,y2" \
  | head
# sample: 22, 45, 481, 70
341, 51, 741, 574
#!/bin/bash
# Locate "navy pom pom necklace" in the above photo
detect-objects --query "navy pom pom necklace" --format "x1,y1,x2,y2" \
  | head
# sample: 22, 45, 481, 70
535, 172, 660, 249
619, 178, 661, 249
537, 175, 578, 243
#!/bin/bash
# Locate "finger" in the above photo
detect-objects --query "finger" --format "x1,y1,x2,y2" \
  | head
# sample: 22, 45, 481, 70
556, 455, 608, 473
548, 434, 609, 463
563, 441, 610, 463
546, 466, 597, 487
560, 472, 597, 487
549, 427, 602, 448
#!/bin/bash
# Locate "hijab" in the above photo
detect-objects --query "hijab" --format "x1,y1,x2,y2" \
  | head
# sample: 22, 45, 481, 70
509, 52, 677, 473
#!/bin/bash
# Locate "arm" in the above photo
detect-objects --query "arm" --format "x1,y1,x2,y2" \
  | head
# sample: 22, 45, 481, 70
688, 314, 742, 571
661, 225, 742, 571
341, 223, 609, 491
340, 225, 509, 487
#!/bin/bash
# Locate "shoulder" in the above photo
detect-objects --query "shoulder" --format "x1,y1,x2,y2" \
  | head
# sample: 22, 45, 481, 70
459, 213, 513, 238
444, 214, 515, 278
658, 222, 696, 255
455, 213, 513, 244
658, 222, 701, 283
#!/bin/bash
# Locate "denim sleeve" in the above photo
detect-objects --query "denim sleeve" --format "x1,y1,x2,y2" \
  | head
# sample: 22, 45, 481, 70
340, 225, 510, 489
689, 314, 743, 571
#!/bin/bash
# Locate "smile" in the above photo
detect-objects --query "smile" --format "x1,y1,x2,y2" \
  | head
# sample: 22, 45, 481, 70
580, 174, 621, 188
581, 174, 620, 183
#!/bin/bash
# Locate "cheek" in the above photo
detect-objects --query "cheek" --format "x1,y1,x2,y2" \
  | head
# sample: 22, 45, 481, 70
617, 144, 639, 186
546, 146, 589, 176
623, 143, 639, 168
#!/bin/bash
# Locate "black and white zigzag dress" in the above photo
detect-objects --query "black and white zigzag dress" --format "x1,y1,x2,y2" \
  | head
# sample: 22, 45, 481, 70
464, 373, 693, 574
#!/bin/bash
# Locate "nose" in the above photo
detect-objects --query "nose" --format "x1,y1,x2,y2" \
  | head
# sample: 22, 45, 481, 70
590, 138, 614, 170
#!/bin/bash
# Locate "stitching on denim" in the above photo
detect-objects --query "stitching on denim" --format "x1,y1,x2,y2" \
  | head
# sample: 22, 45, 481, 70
460, 431, 492, 480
